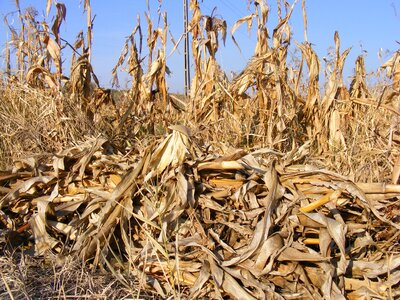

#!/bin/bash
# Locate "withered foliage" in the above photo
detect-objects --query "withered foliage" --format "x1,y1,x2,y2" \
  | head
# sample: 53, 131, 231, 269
0, 128, 399, 299
1, 0, 400, 299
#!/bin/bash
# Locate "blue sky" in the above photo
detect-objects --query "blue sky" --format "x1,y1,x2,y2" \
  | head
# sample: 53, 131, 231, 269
1, 0, 399, 92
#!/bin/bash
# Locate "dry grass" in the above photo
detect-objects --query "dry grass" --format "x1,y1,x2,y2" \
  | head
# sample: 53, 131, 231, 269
0, 250, 157, 299
1, 0, 400, 299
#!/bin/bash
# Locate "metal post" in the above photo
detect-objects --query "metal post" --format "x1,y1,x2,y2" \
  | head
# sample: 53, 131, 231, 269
183, 0, 190, 97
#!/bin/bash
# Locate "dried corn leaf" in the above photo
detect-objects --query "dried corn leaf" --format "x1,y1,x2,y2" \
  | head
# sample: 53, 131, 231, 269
146, 126, 190, 179
30, 184, 60, 255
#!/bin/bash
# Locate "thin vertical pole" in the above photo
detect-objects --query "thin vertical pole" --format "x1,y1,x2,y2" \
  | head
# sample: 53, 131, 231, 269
183, 0, 190, 97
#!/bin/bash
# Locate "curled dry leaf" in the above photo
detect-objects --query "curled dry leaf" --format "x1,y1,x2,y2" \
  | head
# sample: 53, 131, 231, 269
26, 66, 58, 89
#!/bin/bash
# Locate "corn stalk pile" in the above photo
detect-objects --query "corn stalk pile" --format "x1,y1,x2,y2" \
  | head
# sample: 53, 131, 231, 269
0, 126, 399, 299
1, 0, 400, 298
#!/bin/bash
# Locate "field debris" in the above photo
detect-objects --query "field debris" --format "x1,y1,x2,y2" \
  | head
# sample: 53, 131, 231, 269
1, 0, 400, 298
0, 128, 399, 299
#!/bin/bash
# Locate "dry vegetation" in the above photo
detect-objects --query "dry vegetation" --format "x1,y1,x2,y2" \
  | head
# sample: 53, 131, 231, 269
0, 0, 400, 299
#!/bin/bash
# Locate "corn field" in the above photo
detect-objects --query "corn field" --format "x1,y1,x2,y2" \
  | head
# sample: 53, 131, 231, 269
0, 0, 400, 299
